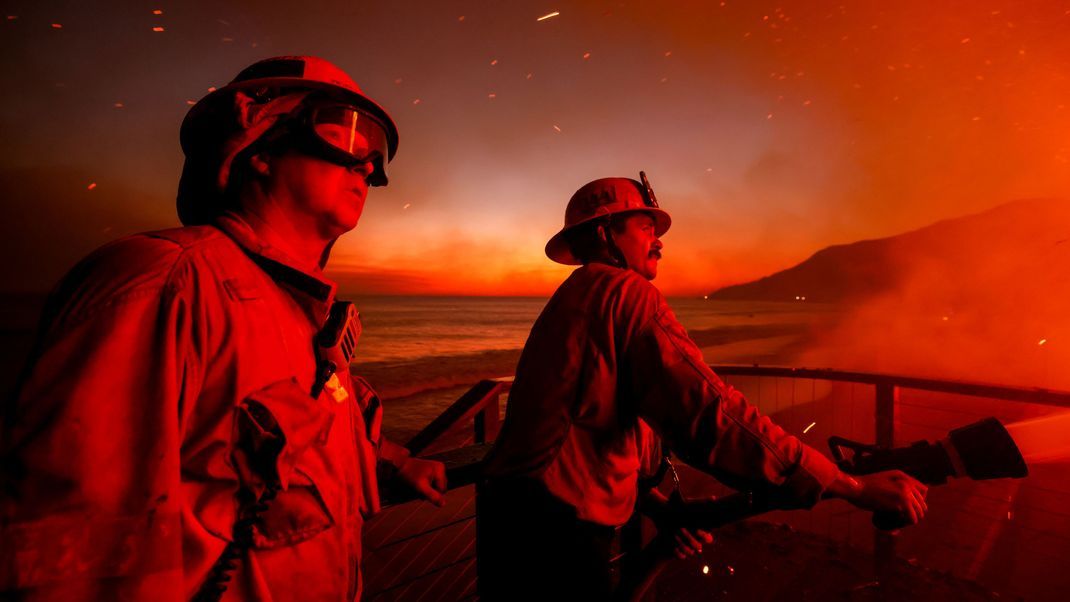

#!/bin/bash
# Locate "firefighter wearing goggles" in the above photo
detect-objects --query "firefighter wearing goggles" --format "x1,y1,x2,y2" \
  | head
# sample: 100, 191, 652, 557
2, 56, 446, 601
478, 174, 928, 600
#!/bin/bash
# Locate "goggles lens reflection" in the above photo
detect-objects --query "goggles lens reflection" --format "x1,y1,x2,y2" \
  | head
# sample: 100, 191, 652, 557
311, 105, 389, 165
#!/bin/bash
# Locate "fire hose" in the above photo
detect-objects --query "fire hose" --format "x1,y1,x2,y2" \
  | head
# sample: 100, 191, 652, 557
617, 417, 1029, 601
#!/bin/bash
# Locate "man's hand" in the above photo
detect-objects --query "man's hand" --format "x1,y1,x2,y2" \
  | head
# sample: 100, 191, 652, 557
396, 457, 448, 507
827, 469, 929, 525
672, 527, 714, 559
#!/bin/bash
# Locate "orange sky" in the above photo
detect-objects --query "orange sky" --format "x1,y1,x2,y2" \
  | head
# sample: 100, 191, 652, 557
2, 1, 1068, 296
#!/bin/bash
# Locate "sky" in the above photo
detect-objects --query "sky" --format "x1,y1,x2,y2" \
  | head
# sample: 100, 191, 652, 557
1, 0, 1068, 296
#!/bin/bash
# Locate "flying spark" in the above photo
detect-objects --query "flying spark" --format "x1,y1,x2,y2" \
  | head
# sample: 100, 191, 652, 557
1038, 339, 1047, 346
152, 26, 164, 32
803, 422, 816, 434
583, 52, 591, 60
403, 203, 411, 210
51, 23, 62, 29
153, 9, 163, 15
537, 12, 560, 22
702, 565, 710, 575
552, 125, 561, 132
87, 183, 97, 190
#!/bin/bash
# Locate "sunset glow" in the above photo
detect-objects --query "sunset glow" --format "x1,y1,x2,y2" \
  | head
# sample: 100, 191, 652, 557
1, 1, 1068, 297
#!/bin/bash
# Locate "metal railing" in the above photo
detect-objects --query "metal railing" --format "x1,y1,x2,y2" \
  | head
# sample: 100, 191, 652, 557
362, 367, 1070, 601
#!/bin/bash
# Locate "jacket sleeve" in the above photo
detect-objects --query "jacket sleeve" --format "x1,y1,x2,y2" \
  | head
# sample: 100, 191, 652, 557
625, 299, 842, 508
0, 238, 204, 600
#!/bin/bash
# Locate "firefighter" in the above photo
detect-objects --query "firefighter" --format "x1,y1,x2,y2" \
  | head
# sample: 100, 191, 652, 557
1, 56, 446, 601
478, 174, 928, 600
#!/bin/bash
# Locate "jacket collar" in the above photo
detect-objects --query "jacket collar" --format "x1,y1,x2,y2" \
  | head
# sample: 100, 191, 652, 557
214, 211, 338, 311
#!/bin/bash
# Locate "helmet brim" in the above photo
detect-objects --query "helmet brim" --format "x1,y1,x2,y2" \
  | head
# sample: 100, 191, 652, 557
544, 208, 672, 265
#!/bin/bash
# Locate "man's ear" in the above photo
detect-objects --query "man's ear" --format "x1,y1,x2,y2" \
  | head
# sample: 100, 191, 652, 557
597, 223, 609, 244
248, 152, 272, 177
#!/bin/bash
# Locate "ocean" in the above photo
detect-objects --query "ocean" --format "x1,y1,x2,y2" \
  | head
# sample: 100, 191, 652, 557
344, 295, 837, 441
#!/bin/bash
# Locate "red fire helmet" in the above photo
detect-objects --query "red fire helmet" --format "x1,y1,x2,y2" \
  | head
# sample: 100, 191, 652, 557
545, 173, 672, 265
176, 55, 399, 225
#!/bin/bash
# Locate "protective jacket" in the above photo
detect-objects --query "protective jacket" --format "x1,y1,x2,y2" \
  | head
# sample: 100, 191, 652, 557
1, 212, 410, 601
483, 262, 842, 526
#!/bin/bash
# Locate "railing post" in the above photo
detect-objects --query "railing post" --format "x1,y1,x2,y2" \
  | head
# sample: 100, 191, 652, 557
473, 387, 501, 444
873, 383, 898, 575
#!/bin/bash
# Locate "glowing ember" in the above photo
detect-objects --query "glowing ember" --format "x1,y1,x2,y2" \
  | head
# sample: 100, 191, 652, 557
803, 421, 816, 433
488, 93, 496, 99
766, 113, 774, 119
87, 183, 97, 190
664, 51, 672, 57
207, 86, 217, 92
51, 23, 62, 29
153, 9, 163, 15
537, 12, 560, 22
961, 37, 971, 43
7, 15, 18, 20
186, 100, 195, 105
727, 565, 735, 575
412, 98, 421, 105
490, 59, 498, 66
583, 52, 591, 60
152, 27, 164, 32
1038, 338, 1047, 346
552, 125, 561, 132
458, 15, 465, 22
114, 102, 124, 108
526, 73, 534, 79
702, 565, 710, 575
403, 203, 411, 210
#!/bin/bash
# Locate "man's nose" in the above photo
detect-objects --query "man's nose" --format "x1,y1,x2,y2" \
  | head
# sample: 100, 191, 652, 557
349, 160, 374, 179
652, 238, 663, 250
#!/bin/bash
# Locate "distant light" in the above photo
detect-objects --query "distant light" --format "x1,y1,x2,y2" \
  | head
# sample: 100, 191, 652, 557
537, 11, 560, 21
803, 421, 816, 434
87, 182, 97, 190
152, 26, 164, 32
51, 23, 62, 29
1038, 339, 1047, 346
727, 565, 735, 575
703, 295, 709, 300
702, 565, 710, 575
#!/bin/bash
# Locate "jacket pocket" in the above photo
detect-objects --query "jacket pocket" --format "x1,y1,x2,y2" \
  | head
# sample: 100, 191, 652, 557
231, 378, 338, 548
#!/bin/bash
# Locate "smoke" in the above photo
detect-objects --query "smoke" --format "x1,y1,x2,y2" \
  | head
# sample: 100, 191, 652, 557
798, 198, 1070, 390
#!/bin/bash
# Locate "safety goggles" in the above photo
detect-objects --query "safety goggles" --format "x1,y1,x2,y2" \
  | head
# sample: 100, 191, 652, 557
639, 171, 660, 208
259, 94, 392, 186
304, 103, 391, 185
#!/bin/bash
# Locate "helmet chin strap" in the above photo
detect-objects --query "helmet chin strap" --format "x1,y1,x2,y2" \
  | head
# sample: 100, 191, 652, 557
596, 220, 629, 269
